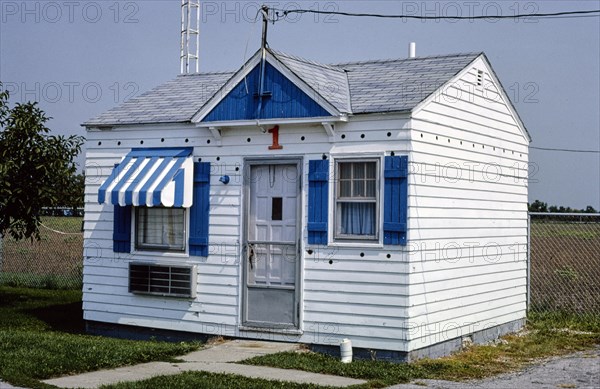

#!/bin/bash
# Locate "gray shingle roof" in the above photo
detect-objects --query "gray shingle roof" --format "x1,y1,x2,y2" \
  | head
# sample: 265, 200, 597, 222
84, 71, 233, 126
338, 53, 480, 114
84, 51, 480, 126
273, 50, 351, 113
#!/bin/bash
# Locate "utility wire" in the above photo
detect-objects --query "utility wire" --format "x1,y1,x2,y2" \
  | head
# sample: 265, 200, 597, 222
273, 8, 600, 21
530, 146, 600, 153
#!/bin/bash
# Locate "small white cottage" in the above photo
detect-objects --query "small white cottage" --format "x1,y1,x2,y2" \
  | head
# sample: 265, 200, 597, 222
83, 47, 530, 361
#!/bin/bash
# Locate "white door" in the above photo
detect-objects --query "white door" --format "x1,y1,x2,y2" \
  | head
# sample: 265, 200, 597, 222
244, 162, 300, 328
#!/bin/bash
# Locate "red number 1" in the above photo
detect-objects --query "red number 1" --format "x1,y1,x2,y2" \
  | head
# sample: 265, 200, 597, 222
268, 125, 283, 150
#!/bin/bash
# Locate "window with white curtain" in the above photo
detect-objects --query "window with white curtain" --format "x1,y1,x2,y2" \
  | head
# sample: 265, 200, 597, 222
135, 207, 186, 252
335, 160, 379, 241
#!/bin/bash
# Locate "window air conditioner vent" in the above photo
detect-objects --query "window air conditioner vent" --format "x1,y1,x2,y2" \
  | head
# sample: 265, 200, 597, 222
129, 263, 197, 298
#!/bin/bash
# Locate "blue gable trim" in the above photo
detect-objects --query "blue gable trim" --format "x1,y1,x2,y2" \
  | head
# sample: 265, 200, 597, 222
202, 62, 331, 122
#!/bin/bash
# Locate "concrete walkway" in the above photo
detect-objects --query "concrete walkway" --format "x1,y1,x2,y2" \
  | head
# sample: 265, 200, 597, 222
0, 381, 26, 389
42, 340, 366, 388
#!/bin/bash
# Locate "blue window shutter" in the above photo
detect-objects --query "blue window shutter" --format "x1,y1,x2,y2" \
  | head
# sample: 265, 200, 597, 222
113, 204, 132, 253
384, 156, 409, 246
308, 160, 329, 245
189, 162, 211, 256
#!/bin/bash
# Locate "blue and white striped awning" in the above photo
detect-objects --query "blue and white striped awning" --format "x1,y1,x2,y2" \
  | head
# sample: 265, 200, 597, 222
98, 148, 194, 208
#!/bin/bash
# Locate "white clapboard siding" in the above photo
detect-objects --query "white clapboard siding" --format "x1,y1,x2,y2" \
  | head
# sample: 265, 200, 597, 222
84, 128, 246, 334
410, 179, 527, 198
408, 286, 526, 318
406, 55, 529, 349
297, 126, 414, 348
303, 279, 409, 296
305, 259, 408, 273
408, 294, 525, 326
409, 251, 527, 273
418, 106, 524, 144
409, 186, 526, 204
410, 216, 525, 229
409, 277, 526, 306
304, 269, 406, 284
84, 119, 419, 354
408, 146, 528, 174
84, 309, 238, 331
304, 290, 408, 307
407, 310, 526, 351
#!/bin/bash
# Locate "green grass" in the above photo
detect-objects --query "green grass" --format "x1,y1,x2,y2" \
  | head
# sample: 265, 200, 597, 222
528, 310, 600, 333
0, 287, 202, 389
2, 287, 598, 389
241, 313, 600, 388
530, 222, 600, 239
100, 371, 333, 389
0, 272, 82, 290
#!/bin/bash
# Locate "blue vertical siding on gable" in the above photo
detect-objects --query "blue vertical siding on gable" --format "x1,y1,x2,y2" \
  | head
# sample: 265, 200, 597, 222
202, 63, 331, 122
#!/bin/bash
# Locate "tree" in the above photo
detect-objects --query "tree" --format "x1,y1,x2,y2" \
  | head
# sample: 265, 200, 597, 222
528, 200, 548, 212
54, 172, 85, 211
0, 85, 84, 240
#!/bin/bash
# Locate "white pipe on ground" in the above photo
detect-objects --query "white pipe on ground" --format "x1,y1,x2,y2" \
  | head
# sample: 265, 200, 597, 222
340, 338, 353, 363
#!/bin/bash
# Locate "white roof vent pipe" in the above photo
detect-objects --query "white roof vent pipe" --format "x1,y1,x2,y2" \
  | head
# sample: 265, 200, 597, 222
409, 42, 416, 58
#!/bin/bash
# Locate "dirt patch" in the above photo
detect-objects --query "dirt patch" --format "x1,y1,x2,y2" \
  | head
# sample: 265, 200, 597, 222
389, 346, 600, 389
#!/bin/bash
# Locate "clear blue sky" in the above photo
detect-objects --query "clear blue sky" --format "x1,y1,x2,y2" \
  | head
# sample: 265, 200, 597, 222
1, 0, 599, 209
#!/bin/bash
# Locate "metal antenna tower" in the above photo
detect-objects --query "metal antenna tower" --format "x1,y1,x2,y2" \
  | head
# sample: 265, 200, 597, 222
181, 0, 200, 74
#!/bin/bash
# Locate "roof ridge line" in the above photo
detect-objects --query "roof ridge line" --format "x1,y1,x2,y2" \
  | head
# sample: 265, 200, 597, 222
334, 52, 483, 66
269, 48, 346, 73
177, 70, 236, 77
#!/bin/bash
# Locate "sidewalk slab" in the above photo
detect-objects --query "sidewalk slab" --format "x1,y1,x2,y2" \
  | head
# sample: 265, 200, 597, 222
0, 381, 26, 389
188, 362, 366, 387
43, 340, 366, 388
43, 362, 181, 388
181, 339, 299, 363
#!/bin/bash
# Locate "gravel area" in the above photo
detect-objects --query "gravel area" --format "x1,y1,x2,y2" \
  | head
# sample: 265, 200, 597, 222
388, 346, 600, 389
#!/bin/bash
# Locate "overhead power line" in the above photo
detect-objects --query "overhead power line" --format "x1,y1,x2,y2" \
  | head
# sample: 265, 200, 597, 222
273, 8, 600, 21
530, 146, 600, 154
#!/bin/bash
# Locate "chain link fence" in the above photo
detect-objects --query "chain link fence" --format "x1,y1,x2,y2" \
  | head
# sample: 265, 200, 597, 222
528, 213, 600, 318
0, 211, 599, 315
0, 212, 83, 290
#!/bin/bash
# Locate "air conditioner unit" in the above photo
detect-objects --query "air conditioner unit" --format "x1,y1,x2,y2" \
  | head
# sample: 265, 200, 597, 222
129, 263, 197, 298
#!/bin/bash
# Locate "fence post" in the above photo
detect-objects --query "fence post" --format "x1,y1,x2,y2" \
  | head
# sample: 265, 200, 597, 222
0, 233, 3, 278
526, 213, 531, 311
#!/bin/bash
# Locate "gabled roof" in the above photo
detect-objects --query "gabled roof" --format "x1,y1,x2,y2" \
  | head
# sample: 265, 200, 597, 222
338, 53, 480, 114
273, 50, 352, 114
85, 72, 233, 126
83, 50, 481, 127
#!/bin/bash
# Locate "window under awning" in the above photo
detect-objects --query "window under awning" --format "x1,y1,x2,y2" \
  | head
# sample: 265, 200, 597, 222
98, 147, 194, 208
